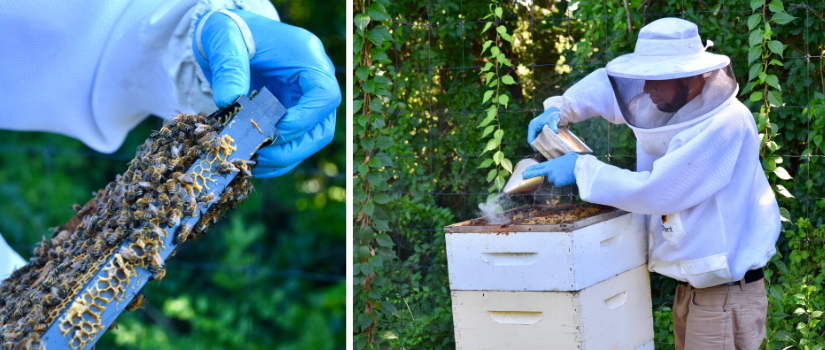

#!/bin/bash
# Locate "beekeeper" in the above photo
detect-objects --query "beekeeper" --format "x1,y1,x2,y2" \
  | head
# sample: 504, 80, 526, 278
523, 18, 780, 349
0, 0, 340, 281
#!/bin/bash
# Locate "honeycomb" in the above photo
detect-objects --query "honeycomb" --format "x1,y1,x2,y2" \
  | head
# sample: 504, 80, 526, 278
521, 206, 602, 225
0, 98, 262, 350
471, 205, 607, 226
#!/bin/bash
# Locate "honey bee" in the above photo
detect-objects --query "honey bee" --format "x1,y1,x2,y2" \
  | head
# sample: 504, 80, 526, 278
183, 199, 197, 217
126, 294, 145, 312
43, 293, 60, 306
140, 226, 161, 242
13, 306, 25, 320
150, 265, 166, 282
155, 183, 167, 196
219, 187, 234, 205
117, 210, 132, 227
201, 192, 218, 206
91, 241, 103, 258
126, 188, 137, 202
194, 123, 211, 134
152, 163, 167, 183
135, 196, 150, 208
106, 198, 118, 215
119, 247, 140, 265
160, 127, 173, 139
2, 332, 20, 345
175, 172, 195, 186
137, 181, 154, 189
128, 230, 142, 244
159, 193, 171, 208
33, 322, 46, 333
97, 216, 109, 230
133, 210, 152, 221
185, 148, 203, 162
232, 159, 256, 176
77, 260, 89, 273
172, 182, 188, 199
176, 223, 192, 245
104, 231, 118, 247
115, 226, 128, 240
179, 122, 194, 134
218, 161, 239, 176
168, 208, 182, 227
55, 261, 69, 275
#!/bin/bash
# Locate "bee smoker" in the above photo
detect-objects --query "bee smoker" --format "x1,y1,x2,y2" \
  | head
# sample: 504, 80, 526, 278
503, 119, 593, 195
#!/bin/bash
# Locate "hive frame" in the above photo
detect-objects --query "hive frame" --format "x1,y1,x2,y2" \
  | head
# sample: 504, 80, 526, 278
40, 88, 286, 350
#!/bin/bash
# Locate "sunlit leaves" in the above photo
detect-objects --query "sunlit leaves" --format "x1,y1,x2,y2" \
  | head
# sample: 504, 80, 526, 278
355, 14, 371, 32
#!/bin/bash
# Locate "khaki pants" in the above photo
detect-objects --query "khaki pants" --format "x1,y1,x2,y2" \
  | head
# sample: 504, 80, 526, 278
672, 278, 768, 350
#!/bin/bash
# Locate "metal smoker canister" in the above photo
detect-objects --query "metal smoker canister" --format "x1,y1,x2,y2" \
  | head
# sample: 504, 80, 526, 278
503, 114, 593, 195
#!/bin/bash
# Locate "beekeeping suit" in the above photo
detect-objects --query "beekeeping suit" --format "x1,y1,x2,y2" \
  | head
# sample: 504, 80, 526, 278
0, 235, 25, 281
541, 18, 780, 288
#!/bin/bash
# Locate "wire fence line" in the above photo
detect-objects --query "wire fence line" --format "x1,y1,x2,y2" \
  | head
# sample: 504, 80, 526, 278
362, 0, 824, 348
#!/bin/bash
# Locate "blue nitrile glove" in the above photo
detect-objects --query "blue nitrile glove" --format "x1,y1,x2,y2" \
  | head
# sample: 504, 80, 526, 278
527, 107, 561, 150
194, 9, 341, 178
522, 152, 578, 187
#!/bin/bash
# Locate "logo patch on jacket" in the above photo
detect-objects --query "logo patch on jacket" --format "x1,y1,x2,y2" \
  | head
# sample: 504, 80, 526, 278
661, 212, 686, 243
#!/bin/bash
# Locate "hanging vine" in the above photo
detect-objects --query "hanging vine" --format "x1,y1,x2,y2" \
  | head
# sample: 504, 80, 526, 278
477, 0, 515, 201
353, 0, 398, 348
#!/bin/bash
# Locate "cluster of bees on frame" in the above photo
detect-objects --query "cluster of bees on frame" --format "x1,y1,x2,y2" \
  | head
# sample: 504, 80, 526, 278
0, 100, 261, 350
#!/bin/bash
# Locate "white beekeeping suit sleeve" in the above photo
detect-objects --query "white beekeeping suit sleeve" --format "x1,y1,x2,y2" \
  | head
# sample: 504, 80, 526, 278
575, 110, 745, 215
0, 233, 26, 282
0, 0, 278, 154
542, 68, 627, 125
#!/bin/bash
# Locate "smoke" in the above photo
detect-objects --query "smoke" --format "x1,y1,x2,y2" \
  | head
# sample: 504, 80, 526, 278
477, 193, 518, 224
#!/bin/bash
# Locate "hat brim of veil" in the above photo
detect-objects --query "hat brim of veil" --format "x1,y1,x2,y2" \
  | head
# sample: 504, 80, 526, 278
606, 51, 730, 80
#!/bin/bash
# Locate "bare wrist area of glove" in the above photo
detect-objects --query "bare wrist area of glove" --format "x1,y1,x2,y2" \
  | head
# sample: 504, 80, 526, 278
543, 96, 577, 125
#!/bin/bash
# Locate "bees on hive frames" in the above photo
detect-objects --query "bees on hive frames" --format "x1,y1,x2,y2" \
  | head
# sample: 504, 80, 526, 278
0, 106, 260, 348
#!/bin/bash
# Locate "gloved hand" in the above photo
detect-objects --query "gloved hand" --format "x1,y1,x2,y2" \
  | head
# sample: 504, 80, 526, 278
527, 107, 561, 150
522, 152, 578, 187
194, 9, 341, 178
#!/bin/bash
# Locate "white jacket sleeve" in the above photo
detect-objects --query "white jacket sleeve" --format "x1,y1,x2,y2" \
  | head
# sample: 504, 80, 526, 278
574, 109, 745, 215
0, 0, 278, 154
0, 233, 26, 282
542, 68, 626, 125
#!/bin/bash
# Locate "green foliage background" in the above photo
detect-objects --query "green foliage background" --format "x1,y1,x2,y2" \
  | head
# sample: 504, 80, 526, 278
0, 1, 346, 349
354, 0, 824, 349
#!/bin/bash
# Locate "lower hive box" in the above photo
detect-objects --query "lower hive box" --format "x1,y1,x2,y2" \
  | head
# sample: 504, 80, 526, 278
444, 204, 646, 291
451, 264, 654, 350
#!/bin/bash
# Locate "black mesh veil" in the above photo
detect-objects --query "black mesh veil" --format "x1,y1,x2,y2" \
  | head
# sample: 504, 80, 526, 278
608, 64, 737, 129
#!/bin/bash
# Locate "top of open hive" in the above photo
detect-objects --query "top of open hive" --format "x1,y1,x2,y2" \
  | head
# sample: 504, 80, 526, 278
444, 204, 625, 233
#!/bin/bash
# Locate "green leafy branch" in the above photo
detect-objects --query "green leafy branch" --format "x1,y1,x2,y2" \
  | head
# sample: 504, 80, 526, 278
477, 0, 515, 201
353, 0, 399, 348
743, 0, 795, 220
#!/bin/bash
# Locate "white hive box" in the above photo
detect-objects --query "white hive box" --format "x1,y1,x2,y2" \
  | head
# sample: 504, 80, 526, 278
450, 264, 654, 350
444, 204, 646, 291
